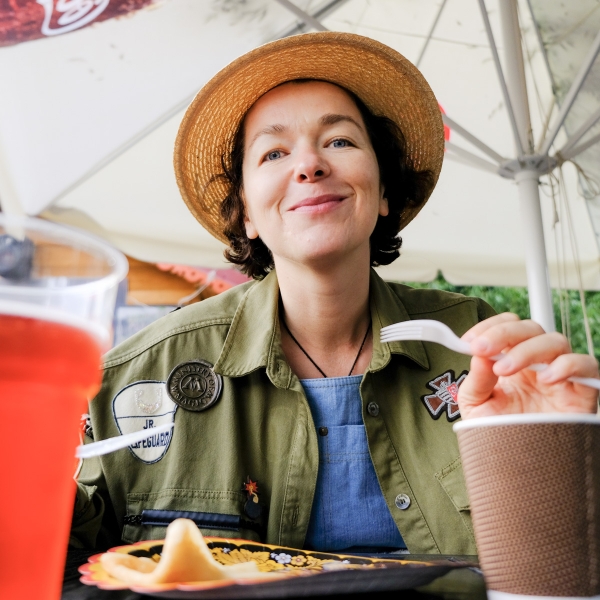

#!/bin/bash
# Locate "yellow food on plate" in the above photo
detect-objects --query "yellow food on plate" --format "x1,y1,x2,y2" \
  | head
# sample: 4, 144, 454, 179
100, 518, 266, 585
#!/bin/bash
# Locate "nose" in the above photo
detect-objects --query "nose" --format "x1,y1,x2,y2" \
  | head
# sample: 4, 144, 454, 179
294, 147, 330, 182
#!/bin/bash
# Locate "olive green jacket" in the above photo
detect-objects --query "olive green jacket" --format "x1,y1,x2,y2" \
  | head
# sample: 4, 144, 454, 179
71, 269, 495, 554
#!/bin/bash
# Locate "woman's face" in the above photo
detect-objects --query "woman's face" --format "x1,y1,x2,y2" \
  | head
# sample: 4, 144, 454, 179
241, 80, 388, 269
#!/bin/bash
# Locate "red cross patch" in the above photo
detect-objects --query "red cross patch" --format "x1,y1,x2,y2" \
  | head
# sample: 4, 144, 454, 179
421, 370, 468, 422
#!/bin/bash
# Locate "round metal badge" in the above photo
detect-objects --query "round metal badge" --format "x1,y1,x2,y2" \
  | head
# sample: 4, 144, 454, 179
166, 359, 222, 412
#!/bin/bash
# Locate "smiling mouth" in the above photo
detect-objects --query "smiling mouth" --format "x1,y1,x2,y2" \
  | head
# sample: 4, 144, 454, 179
289, 194, 346, 212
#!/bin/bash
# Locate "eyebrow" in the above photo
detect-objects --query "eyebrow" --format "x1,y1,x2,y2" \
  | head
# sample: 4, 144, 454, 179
247, 113, 364, 149
248, 123, 286, 149
319, 113, 364, 130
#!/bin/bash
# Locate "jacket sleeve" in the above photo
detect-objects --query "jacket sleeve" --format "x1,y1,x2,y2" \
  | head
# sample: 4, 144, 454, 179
70, 479, 105, 549
69, 453, 120, 550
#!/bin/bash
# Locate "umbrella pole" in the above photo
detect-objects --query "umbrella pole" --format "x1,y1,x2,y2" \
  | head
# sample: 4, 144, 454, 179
514, 170, 555, 332
499, 0, 555, 332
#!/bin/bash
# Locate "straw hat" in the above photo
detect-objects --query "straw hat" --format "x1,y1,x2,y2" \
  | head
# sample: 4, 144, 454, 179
174, 32, 444, 244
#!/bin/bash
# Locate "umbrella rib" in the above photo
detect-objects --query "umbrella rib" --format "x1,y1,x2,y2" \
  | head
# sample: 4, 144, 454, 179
559, 131, 600, 162
442, 114, 505, 164
519, 1, 556, 153
524, 0, 556, 92
278, 0, 350, 38
444, 142, 501, 174
478, 0, 525, 158
557, 107, 600, 156
274, 0, 329, 32
415, 0, 447, 69
540, 27, 600, 157
48, 93, 197, 207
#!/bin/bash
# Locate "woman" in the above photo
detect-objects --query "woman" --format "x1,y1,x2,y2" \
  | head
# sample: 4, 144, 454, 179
71, 33, 598, 556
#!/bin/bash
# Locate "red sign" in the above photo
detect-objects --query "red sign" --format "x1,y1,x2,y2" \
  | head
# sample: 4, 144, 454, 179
439, 103, 451, 142
0, 0, 153, 47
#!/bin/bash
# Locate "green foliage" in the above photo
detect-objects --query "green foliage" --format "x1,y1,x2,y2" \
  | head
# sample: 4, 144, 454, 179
404, 273, 600, 361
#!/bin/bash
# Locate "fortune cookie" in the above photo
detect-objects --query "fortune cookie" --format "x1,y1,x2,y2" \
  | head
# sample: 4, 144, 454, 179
100, 518, 262, 585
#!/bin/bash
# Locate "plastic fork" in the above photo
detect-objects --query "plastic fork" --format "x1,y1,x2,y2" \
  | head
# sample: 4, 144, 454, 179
75, 422, 174, 459
380, 319, 600, 391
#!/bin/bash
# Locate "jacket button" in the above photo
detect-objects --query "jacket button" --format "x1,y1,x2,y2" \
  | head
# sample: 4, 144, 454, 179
395, 494, 411, 510
367, 402, 380, 417
318, 427, 328, 436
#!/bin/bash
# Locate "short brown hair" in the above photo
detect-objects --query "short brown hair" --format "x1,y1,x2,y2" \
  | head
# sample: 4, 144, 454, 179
220, 82, 435, 279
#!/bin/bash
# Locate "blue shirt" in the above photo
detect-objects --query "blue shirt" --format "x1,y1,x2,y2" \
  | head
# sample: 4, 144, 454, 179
301, 375, 406, 552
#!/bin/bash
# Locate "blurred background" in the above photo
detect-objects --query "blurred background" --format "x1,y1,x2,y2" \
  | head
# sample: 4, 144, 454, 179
1, 0, 600, 355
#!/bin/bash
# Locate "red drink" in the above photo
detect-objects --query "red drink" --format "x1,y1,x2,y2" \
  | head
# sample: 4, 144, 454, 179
0, 312, 103, 600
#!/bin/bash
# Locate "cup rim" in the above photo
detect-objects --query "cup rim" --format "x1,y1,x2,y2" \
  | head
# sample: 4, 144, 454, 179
0, 213, 128, 293
453, 412, 600, 431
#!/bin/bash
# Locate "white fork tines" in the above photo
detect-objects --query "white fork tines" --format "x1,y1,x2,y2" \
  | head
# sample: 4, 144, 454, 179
381, 320, 471, 355
380, 319, 600, 391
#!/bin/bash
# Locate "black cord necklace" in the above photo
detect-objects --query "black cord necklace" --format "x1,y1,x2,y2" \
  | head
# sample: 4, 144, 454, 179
282, 318, 371, 378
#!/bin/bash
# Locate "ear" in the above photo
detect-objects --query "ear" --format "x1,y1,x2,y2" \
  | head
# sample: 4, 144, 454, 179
240, 188, 259, 239
244, 216, 259, 240
379, 186, 389, 217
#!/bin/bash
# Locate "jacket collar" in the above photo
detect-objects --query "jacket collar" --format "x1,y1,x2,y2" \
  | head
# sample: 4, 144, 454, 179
214, 269, 428, 386
214, 271, 291, 387
368, 269, 429, 372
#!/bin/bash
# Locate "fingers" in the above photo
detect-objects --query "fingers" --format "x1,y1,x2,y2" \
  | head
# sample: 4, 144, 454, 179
538, 353, 600, 414
463, 314, 573, 376
467, 316, 546, 355
492, 331, 570, 376
457, 356, 499, 416
459, 314, 599, 418
462, 313, 521, 342
536, 352, 599, 384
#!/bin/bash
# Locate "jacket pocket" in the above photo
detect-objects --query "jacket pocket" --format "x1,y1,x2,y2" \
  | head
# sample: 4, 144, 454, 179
122, 489, 265, 544
434, 457, 474, 538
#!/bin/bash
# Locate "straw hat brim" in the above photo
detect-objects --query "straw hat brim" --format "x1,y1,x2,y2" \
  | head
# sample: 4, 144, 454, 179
174, 32, 444, 244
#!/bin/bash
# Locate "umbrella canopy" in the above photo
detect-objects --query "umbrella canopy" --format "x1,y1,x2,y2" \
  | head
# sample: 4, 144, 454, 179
1, 0, 599, 314
529, 0, 600, 243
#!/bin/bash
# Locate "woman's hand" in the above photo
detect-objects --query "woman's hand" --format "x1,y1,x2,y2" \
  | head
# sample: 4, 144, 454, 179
457, 313, 599, 419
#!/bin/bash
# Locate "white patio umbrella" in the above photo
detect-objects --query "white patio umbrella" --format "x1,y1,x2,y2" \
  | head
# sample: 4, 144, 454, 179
1, 0, 599, 335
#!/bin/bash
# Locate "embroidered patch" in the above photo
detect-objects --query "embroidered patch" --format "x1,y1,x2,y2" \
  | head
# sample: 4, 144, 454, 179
242, 477, 262, 520
112, 381, 177, 464
421, 370, 468, 422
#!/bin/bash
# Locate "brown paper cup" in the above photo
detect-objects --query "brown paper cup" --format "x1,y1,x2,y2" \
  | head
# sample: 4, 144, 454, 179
454, 414, 600, 600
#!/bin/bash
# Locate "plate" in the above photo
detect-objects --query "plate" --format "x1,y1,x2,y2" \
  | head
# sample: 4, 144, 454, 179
79, 537, 466, 598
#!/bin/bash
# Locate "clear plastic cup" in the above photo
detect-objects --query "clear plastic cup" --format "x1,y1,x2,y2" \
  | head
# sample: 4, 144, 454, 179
0, 214, 128, 600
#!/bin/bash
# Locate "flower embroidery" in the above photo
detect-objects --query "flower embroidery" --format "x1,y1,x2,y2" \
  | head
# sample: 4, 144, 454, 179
271, 552, 292, 565
243, 478, 259, 497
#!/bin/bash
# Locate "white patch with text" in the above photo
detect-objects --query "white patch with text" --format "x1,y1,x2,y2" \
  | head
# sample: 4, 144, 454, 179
112, 381, 177, 464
